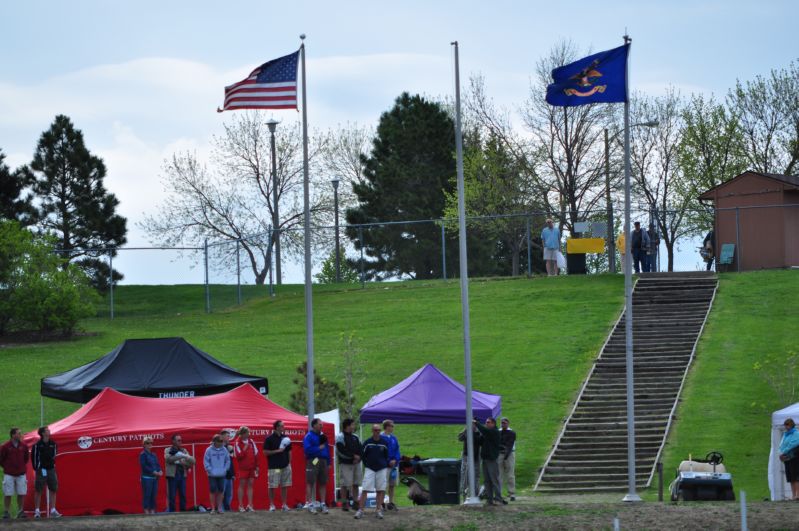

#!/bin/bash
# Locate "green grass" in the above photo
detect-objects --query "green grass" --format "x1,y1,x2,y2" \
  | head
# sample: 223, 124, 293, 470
656, 269, 799, 501
0, 275, 623, 494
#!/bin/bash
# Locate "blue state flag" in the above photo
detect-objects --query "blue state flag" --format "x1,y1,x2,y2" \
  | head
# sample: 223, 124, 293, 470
546, 44, 628, 107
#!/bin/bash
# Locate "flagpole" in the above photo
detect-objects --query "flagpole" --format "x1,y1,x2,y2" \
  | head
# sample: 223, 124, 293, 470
300, 34, 315, 428
451, 40, 480, 506
621, 33, 641, 503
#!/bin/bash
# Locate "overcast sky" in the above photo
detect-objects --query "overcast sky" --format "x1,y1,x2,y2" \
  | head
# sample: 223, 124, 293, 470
2, 0, 796, 283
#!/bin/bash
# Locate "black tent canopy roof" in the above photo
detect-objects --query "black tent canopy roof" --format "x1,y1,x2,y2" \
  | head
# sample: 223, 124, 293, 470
41, 337, 268, 403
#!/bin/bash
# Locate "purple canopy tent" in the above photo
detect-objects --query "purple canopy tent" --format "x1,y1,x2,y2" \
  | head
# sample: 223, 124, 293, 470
359, 363, 501, 424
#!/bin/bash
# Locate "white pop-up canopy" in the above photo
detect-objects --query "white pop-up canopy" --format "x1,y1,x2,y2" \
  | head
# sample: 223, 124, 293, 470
768, 402, 799, 500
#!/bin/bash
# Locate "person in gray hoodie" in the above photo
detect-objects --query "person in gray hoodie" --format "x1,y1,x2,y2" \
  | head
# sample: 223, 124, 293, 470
204, 435, 230, 514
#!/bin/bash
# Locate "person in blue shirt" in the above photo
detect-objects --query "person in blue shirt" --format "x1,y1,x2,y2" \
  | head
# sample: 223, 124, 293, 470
541, 218, 561, 276
380, 420, 400, 510
303, 418, 330, 514
779, 418, 799, 500
139, 437, 162, 514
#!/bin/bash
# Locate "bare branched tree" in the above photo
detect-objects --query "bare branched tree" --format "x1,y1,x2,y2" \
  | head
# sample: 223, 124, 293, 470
140, 112, 329, 284
318, 122, 373, 209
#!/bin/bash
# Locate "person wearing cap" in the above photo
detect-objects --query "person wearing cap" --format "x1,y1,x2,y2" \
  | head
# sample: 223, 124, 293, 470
630, 221, 650, 274
139, 437, 162, 514
498, 417, 516, 501
779, 418, 799, 500
263, 420, 292, 512
541, 218, 561, 276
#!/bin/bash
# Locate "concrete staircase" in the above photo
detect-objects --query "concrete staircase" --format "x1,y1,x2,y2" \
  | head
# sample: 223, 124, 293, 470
534, 272, 718, 493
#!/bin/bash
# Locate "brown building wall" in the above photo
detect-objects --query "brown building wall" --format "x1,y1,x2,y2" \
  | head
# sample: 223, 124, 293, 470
785, 191, 799, 267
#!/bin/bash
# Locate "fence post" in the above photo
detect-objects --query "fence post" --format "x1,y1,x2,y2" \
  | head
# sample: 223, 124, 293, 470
108, 250, 114, 320
657, 461, 663, 501
526, 216, 532, 276
358, 226, 365, 288
735, 207, 741, 272
236, 239, 241, 305
441, 221, 447, 281
204, 238, 210, 313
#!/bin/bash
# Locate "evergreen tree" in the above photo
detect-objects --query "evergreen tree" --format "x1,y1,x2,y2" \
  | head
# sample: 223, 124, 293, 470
0, 148, 33, 223
23, 115, 127, 276
345, 93, 457, 279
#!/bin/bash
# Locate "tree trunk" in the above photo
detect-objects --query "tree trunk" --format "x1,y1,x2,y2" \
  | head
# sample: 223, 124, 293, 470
665, 239, 675, 272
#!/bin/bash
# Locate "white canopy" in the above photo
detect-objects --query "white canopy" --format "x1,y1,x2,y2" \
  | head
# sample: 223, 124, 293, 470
768, 402, 799, 500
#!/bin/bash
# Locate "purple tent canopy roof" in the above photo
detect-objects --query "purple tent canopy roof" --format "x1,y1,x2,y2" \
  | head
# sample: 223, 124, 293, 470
359, 363, 502, 424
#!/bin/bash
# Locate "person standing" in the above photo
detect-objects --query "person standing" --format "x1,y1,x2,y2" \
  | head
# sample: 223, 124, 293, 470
703, 229, 715, 271
303, 418, 330, 514
220, 430, 235, 511
139, 437, 162, 514
263, 420, 292, 512
204, 434, 230, 514
234, 426, 259, 512
335, 418, 362, 512
381, 420, 400, 511
541, 218, 561, 277
164, 434, 191, 513
474, 417, 506, 506
354, 424, 389, 520
498, 417, 517, 501
32, 427, 60, 518
630, 221, 650, 274
458, 423, 482, 500
779, 418, 799, 500
1, 427, 29, 519
646, 222, 660, 272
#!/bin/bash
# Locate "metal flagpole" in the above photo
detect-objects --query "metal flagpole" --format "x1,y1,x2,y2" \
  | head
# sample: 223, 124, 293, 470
452, 41, 479, 505
621, 34, 641, 503
300, 35, 315, 428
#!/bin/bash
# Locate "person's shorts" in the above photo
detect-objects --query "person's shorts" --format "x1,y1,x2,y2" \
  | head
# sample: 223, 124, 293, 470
237, 467, 257, 480
2, 474, 27, 496
208, 476, 226, 493
268, 466, 292, 488
34, 468, 58, 492
543, 248, 557, 261
785, 456, 799, 483
388, 466, 399, 486
305, 458, 328, 485
362, 468, 387, 493
339, 463, 362, 486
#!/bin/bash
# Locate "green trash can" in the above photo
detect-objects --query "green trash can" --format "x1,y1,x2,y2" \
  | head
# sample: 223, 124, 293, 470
420, 458, 461, 504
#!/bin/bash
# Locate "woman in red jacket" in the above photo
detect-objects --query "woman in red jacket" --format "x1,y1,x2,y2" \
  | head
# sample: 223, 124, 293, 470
233, 427, 259, 511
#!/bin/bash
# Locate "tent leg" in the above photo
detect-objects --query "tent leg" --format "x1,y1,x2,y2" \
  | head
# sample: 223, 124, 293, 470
192, 444, 197, 509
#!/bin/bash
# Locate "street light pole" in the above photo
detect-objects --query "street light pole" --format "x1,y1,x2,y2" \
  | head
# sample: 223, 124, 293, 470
331, 178, 341, 283
266, 119, 281, 285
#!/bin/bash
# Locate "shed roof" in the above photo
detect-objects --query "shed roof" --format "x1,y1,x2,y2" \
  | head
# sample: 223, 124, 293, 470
699, 171, 799, 201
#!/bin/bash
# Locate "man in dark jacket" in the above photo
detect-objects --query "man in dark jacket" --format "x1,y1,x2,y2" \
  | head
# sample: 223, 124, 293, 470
631, 221, 650, 274
0, 427, 29, 519
354, 424, 389, 520
264, 420, 292, 512
32, 427, 61, 518
499, 417, 517, 501
335, 418, 362, 511
474, 417, 506, 506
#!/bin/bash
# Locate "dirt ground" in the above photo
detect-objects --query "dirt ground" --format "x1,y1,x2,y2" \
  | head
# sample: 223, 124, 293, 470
4, 497, 798, 530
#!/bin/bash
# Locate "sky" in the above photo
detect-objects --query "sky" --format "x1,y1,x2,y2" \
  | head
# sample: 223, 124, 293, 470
1, 0, 796, 283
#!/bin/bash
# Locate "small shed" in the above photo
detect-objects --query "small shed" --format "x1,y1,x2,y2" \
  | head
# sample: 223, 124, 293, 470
698, 171, 799, 271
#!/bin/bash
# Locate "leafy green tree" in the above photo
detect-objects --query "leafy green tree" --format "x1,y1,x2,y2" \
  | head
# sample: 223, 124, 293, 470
0, 220, 98, 336
22, 115, 127, 279
314, 246, 361, 284
676, 95, 748, 236
346, 93, 457, 280
0, 148, 33, 223
289, 361, 346, 414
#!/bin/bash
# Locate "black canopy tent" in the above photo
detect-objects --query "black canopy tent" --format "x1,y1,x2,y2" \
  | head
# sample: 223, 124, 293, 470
41, 337, 269, 403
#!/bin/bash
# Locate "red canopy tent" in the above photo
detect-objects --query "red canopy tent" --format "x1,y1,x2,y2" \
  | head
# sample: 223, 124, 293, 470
22, 385, 333, 515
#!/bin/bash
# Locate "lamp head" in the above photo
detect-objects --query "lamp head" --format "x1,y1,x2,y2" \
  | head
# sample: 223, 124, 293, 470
331, 178, 340, 190
266, 119, 279, 133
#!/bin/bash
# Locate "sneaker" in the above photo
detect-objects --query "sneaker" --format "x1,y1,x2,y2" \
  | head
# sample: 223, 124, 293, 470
269, 504, 276, 512
2, 511, 9, 520
209, 509, 217, 515
34, 510, 41, 519
320, 504, 329, 514
239, 506, 246, 512
354, 509, 363, 519
510, 496, 516, 501
49, 509, 62, 518
16, 510, 26, 519
281, 505, 290, 512
247, 505, 254, 512
376, 510, 384, 519
308, 504, 317, 515
342, 503, 349, 512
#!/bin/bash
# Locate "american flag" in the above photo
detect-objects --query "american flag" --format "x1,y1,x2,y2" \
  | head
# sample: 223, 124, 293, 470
217, 51, 299, 112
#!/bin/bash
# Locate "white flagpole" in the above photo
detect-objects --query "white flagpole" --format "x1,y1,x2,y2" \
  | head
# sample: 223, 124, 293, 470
451, 40, 479, 505
621, 33, 641, 503
300, 35, 315, 428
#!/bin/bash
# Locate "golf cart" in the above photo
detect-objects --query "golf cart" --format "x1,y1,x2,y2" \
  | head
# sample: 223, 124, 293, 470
670, 451, 735, 501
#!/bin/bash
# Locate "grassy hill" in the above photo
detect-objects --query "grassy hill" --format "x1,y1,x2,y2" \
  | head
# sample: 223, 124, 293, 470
1, 270, 796, 500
